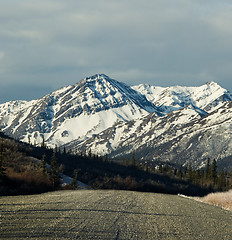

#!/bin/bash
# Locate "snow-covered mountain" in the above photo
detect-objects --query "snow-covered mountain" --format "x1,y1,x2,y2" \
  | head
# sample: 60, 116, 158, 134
132, 81, 232, 114
0, 74, 232, 169
0, 74, 157, 146
66, 102, 232, 169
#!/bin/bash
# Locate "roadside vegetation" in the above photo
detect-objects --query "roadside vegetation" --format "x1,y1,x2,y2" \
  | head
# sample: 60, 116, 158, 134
0, 131, 231, 196
194, 190, 232, 212
0, 133, 53, 195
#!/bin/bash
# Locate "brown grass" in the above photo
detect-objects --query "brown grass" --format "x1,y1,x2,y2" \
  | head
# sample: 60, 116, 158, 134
195, 190, 232, 212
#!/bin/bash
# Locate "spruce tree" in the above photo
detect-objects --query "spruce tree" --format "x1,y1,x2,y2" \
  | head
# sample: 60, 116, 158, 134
218, 169, 226, 190
163, 163, 170, 173
211, 159, 217, 186
40, 154, 47, 176
131, 150, 136, 166
41, 135, 45, 148
63, 146, 66, 155
145, 162, 149, 172
88, 148, 92, 158
51, 152, 59, 188
71, 169, 78, 189
0, 139, 6, 176
177, 169, 183, 178
187, 164, 193, 181
206, 157, 211, 180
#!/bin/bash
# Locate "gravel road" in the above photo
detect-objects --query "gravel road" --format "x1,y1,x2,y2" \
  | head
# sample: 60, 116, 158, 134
0, 190, 231, 239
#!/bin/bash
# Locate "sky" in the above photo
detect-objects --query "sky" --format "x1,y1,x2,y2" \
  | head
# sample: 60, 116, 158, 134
1, 0, 232, 103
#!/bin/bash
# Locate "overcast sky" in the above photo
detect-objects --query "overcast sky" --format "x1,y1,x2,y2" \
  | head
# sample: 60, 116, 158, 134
1, 0, 232, 103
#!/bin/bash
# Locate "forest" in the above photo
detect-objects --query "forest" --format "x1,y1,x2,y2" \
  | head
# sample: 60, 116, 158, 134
0, 131, 231, 196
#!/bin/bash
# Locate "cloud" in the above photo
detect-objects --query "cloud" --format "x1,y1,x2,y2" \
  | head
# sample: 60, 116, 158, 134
0, 0, 232, 103
0, 51, 4, 61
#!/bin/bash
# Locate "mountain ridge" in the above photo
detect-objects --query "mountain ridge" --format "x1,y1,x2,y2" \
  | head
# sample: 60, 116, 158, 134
0, 74, 157, 146
0, 74, 232, 169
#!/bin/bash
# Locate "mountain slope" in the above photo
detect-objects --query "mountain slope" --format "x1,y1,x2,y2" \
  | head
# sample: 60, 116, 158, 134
66, 102, 232, 169
0, 74, 157, 146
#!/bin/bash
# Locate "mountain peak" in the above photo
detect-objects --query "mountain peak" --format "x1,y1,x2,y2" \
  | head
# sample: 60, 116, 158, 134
205, 81, 219, 86
83, 73, 110, 82
203, 81, 224, 91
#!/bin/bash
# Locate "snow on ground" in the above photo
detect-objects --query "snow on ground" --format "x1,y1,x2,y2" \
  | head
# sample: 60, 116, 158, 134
48, 104, 148, 147
60, 174, 90, 189
132, 81, 231, 113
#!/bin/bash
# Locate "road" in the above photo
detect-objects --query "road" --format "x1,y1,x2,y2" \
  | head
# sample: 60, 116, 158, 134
0, 190, 232, 239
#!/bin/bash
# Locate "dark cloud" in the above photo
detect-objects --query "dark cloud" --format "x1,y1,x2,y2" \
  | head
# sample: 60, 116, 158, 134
1, 0, 232, 103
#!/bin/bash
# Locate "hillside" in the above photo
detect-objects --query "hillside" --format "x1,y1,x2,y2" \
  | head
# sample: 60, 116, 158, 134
0, 132, 53, 195
1, 131, 221, 197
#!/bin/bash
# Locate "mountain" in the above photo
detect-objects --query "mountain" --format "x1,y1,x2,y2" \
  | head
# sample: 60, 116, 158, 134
66, 102, 232, 169
1, 74, 232, 169
132, 81, 232, 114
0, 74, 157, 147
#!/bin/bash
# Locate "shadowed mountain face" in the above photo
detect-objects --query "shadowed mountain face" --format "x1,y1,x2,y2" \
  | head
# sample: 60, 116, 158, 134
1, 74, 232, 169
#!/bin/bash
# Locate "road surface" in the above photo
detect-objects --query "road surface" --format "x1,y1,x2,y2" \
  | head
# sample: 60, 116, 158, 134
0, 190, 232, 239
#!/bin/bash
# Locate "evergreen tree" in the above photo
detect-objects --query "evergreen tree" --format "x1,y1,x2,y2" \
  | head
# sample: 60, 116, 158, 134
200, 168, 205, 186
183, 167, 188, 177
206, 157, 211, 180
174, 168, 177, 176
0, 139, 6, 176
88, 148, 92, 158
71, 169, 78, 189
41, 135, 45, 148
28, 136, 31, 145
218, 169, 226, 190
187, 164, 193, 181
131, 150, 136, 166
163, 163, 170, 173
211, 159, 217, 186
145, 162, 149, 172
51, 152, 59, 188
40, 154, 47, 176
195, 169, 201, 184
63, 146, 66, 155
159, 163, 163, 173
177, 169, 183, 178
